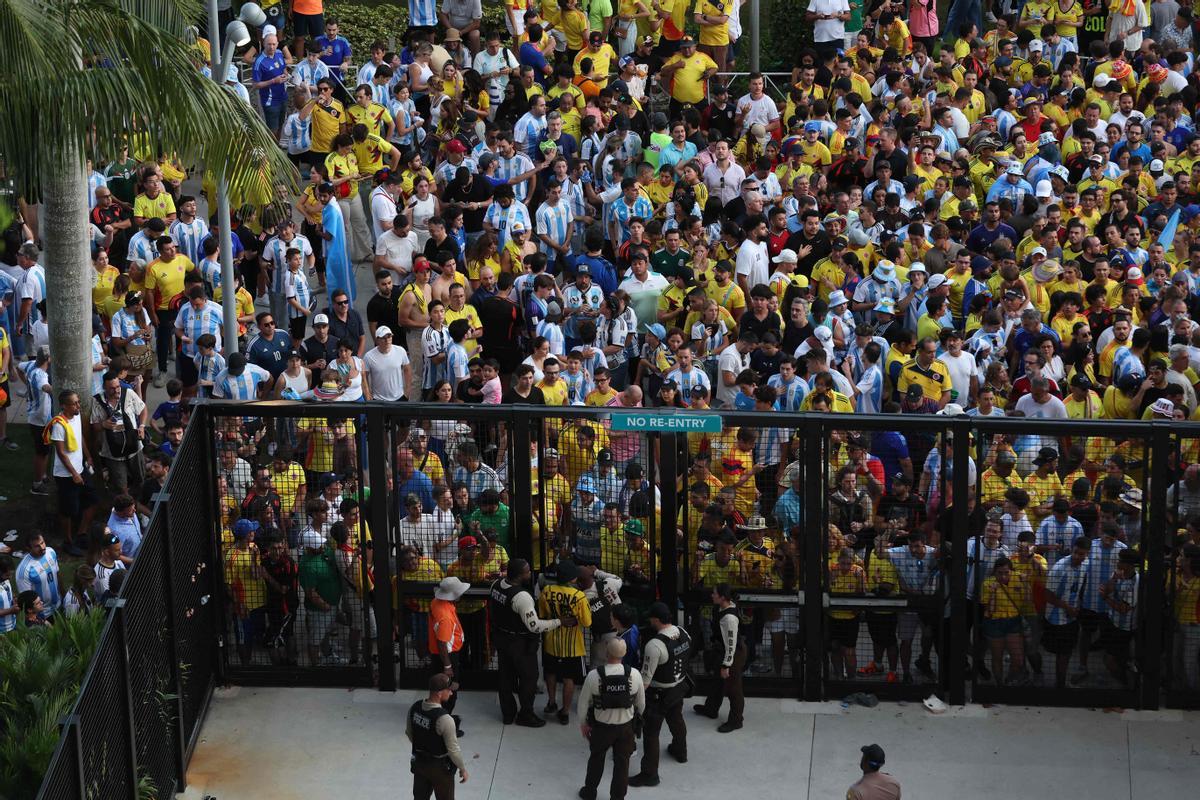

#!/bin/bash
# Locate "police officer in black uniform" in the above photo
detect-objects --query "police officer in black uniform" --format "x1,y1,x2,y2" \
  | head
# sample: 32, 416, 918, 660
577, 562, 624, 668
406, 673, 469, 800
694, 582, 746, 732
488, 558, 565, 726
576, 637, 646, 800
629, 601, 692, 788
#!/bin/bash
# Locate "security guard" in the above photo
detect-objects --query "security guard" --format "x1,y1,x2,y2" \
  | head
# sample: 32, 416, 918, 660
406, 673, 469, 800
576, 638, 646, 800
629, 601, 692, 788
577, 562, 624, 668
488, 558, 565, 727
693, 582, 746, 732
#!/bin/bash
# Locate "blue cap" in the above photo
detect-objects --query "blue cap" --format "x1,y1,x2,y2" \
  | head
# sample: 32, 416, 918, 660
645, 322, 667, 340
233, 518, 260, 539
577, 475, 598, 494
804, 121, 822, 134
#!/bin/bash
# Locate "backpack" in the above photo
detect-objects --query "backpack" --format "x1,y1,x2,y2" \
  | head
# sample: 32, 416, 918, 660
94, 387, 140, 458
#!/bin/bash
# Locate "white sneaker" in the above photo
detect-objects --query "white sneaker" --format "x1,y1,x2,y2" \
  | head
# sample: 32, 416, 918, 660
153, 373, 166, 388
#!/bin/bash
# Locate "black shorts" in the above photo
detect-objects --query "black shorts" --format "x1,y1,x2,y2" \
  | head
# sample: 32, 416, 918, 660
1100, 620, 1133, 658
0, 378, 9, 409
542, 652, 586, 682
29, 424, 50, 456
1078, 609, 1105, 635
305, 150, 329, 171
292, 12, 325, 38
829, 616, 861, 649
178, 354, 199, 388
1042, 620, 1080, 655
55, 475, 98, 520
866, 611, 898, 649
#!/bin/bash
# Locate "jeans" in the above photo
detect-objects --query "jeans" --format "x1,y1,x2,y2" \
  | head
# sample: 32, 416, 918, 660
263, 102, 285, 133
155, 307, 178, 374
943, 0, 984, 42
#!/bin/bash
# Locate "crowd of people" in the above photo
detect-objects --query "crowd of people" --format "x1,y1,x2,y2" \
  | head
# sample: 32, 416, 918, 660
4, 0, 1200, 730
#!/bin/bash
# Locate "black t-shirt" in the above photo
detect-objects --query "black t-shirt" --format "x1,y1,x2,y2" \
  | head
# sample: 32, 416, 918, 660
749, 347, 783, 380
138, 477, 163, 510
444, 177, 494, 234
704, 103, 737, 142
781, 320, 814, 355
301, 333, 340, 369
739, 311, 783, 346
456, 377, 485, 404
423, 234, 461, 267
366, 290, 402, 334
325, 310, 365, 350
784, 231, 831, 276
502, 386, 545, 404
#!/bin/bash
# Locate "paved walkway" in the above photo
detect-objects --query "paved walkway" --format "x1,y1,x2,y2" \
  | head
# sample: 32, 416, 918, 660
180, 687, 1200, 800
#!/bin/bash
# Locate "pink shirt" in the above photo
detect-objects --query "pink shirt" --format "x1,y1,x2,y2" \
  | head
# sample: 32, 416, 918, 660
482, 377, 502, 404
908, 0, 939, 38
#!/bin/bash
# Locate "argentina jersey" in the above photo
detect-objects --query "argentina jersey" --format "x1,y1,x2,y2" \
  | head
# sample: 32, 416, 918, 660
855, 364, 884, 414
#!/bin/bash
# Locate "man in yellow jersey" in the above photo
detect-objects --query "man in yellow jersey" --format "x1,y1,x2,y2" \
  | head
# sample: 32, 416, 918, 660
302, 77, 347, 171
538, 559, 592, 724
693, 0, 731, 72
897, 336, 952, 407
144, 237, 194, 387
658, 35, 717, 116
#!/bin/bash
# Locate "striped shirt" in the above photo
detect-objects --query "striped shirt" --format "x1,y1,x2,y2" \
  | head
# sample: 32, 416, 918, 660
1082, 539, 1127, 613
514, 112, 549, 158
768, 374, 808, 411
284, 267, 313, 320
111, 307, 151, 346
609, 196, 654, 247
855, 364, 885, 414
495, 153, 536, 202
446, 341, 470, 385
665, 367, 711, 407
421, 325, 452, 389
293, 58, 330, 89
263, 235, 314, 295
389, 98, 418, 146
194, 350, 226, 387
1036, 515, 1084, 563
452, 463, 504, 500
562, 369, 592, 405
127, 231, 158, 267
563, 178, 589, 234
170, 217, 210, 266
20, 360, 52, 426
483, 200, 532, 250
408, 0, 439, 26
535, 199, 574, 260
15, 549, 60, 618
1044, 557, 1089, 625
280, 113, 313, 155
87, 171, 107, 209
199, 257, 223, 295
15, 265, 46, 329
1106, 572, 1139, 631
0, 581, 14, 632
212, 363, 271, 400
537, 583, 592, 657
753, 424, 786, 466
435, 156, 477, 186
887, 545, 939, 594
536, 319, 566, 355
175, 300, 224, 358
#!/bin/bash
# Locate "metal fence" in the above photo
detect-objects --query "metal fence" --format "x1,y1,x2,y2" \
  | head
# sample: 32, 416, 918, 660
36, 424, 219, 800
196, 401, 1200, 710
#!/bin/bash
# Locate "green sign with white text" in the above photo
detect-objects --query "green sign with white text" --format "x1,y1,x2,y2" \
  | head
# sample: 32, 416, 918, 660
609, 412, 723, 433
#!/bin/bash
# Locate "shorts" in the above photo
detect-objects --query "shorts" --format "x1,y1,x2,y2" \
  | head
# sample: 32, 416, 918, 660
1042, 620, 1080, 655
1078, 609, 1105, 636
0, 378, 9, 409
829, 615, 861, 649
897, 611, 922, 641
179, 353, 199, 388
764, 606, 799, 634
866, 612, 898, 649
29, 424, 51, 456
340, 592, 364, 631
104, 453, 144, 493
982, 616, 1021, 638
292, 12, 324, 38
305, 606, 337, 645
542, 652, 586, 682
1100, 620, 1133, 658
55, 475, 98, 521
233, 607, 264, 646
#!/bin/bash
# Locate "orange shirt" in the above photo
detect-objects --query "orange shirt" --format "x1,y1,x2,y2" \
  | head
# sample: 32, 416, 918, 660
428, 598, 464, 654
293, 0, 322, 13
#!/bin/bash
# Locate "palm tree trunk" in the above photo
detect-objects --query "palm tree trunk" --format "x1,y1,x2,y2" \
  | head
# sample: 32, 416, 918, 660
42, 146, 93, 411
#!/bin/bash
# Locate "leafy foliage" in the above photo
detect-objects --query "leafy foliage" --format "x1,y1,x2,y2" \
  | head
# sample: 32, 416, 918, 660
323, 0, 512, 59
0, 610, 105, 800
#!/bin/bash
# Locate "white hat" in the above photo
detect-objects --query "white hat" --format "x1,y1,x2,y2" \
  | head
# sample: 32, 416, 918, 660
313, 313, 330, 326
927, 273, 948, 289
1031, 246, 1048, 257
1006, 162, 1024, 176
1036, 131, 1056, 147
828, 290, 848, 307
263, 24, 278, 37
435, 576, 472, 601
301, 530, 327, 550
873, 261, 896, 280
773, 248, 798, 264
1126, 266, 1144, 281
1093, 73, 1112, 87
1149, 159, 1165, 173
814, 325, 833, 343
225, 64, 240, 82
1028, 38, 1044, 51
1050, 165, 1070, 181
908, 261, 927, 274
937, 403, 966, 416
1035, 180, 1053, 198
1151, 398, 1176, 418
374, 325, 393, 338
510, 220, 526, 233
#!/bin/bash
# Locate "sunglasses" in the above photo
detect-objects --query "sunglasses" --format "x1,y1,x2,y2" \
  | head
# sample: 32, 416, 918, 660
335, 300, 349, 306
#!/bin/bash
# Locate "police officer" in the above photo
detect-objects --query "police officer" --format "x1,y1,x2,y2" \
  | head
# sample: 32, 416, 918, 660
629, 602, 692, 788
406, 673, 469, 800
577, 562, 624, 668
488, 558, 565, 727
693, 582, 746, 732
576, 637, 646, 800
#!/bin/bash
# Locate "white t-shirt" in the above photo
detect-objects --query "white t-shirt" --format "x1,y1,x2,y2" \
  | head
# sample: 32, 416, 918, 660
808, 0, 850, 43
716, 348, 750, 408
50, 414, 85, 478
735, 239, 769, 289
375, 228, 420, 275
734, 93, 779, 133
370, 187, 399, 236
363, 345, 411, 401
938, 351, 976, 405
1013, 393, 1068, 419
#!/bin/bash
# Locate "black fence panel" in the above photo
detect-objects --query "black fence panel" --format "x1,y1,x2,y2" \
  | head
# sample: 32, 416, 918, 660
1165, 431, 1200, 709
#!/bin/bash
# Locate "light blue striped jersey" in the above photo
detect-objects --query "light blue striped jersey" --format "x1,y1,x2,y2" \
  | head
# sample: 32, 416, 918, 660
421, 325, 452, 389
495, 153, 536, 202
1082, 539, 1127, 613
284, 267, 313, 320
170, 217, 211, 266
212, 363, 271, 400
767, 373, 808, 411
1044, 556, 1089, 625
15, 549, 60, 618
535, 199, 574, 257
855, 364, 885, 414
263, 234, 314, 295
111, 307, 151, 347
483, 200, 532, 250
175, 300, 224, 358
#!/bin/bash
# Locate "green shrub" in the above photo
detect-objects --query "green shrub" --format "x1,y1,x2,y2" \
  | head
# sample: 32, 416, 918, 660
323, 0, 508, 58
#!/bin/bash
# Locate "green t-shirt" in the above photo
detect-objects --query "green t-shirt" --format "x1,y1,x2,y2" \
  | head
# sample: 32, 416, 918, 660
299, 547, 343, 610
651, 247, 692, 279
104, 158, 140, 205
847, 0, 863, 34
466, 504, 513, 551
588, 0, 615, 32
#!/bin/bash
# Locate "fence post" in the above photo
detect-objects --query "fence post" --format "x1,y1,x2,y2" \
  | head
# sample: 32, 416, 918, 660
947, 418, 971, 706
1139, 422, 1170, 710
510, 409, 535, 566
658, 432, 680, 610
801, 422, 824, 701
160, 490, 189, 788
367, 407, 396, 692
112, 599, 139, 799
202, 408, 229, 687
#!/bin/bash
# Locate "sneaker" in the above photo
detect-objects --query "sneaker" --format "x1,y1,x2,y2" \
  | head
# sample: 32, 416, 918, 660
578, 788, 597, 800
666, 742, 688, 763
30, 481, 49, 496
857, 661, 880, 676
886, 671, 899, 684
692, 704, 719, 719
2, 438, 18, 451
628, 775, 660, 788
543, 701, 558, 714
557, 709, 569, 725
717, 721, 743, 733
153, 373, 166, 388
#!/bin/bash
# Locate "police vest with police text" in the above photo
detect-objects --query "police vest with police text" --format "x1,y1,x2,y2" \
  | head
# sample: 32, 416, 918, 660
597, 664, 635, 709
488, 579, 537, 639
651, 627, 692, 685
409, 702, 450, 759
588, 577, 616, 636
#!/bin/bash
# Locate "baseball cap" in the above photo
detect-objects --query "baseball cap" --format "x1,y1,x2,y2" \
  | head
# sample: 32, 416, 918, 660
1149, 159, 1165, 173
233, 519, 259, 539
577, 475, 598, 494
313, 313, 329, 326
413, 257, 431, 272
446, 139, 466, 154
773, 248, 798, 264
1028, 38, 1044, 51
1093, 73, 1112, 87
645, 322, 667, 340
1089, 154, 1105, 165
374, 325, 393, 338
927, 273, 948, 289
